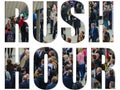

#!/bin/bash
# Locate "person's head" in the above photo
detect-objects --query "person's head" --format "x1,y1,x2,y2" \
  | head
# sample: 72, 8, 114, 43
48, 58, 52, 63
94, 2, 98, 7
109, 81, 115, 89
49, 50, 55, 56
7, 19, 11, 25
94, 80, 99, 88
104, 7, 107, 11
37, 67, 43, 74
76, 3, 80, 7
39, 48, 44, 51
21, 68, 27, 74
64, 65, 70, 72
22, 16, 24, 20
96, 53, 100, 59
80, 31, 84, 36
26, 74, 29, 79
91, 23, 95, 28
63, 54, 68, 60
51, 56, 57, 62
103, 35, 110, 42
78, 48, 83, 53
67, 69, 72, 76
17, 66, 21, 72
66, 37, 71, 43
7, 59, 12, 65
22, 74, 28, 82
52, 7, 55, 11
110, 59, 114, 65
34, 69, 41, 78
96, 67, 102, 74
109, 69, 114, 77
51, 4, 57, 12
103, 27, 107, 33
14, 17, 17, 22
51, 76, 58, 83
13, 64, 18, 71
53, 4, 57, 11
24, 48, 29, 51
92, 55, 96, 61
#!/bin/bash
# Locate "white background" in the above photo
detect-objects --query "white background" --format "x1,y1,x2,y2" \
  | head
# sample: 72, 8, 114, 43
1, 0, 119, 90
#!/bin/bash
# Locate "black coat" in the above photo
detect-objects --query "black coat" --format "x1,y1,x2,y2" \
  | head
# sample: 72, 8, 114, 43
95, 73, 102, 84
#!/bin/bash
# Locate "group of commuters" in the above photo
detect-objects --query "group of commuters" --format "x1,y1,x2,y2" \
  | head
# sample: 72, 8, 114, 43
34, 47, 58, 89
63, 48, 87, 89
61, 0, 85, 43
91, 48, 115, 89
5, 48, 30, 89
89, 1, 113, 42
33, 2, 57, 43
5, 13, 28, 42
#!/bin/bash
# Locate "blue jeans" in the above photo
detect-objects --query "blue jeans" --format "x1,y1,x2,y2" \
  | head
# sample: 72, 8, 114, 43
79, 64, 85, 80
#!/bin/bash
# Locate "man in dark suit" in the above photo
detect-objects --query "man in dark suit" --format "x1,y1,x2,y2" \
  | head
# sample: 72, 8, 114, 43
89, 23, 99, 42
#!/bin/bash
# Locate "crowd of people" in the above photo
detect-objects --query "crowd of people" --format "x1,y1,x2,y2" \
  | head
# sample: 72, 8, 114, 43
91, 48, 115, 89
5, 12, 29, 42
34, 47, 58, 89
89, 1, 113, 42
61, 0, 85, 43
5, 48, 29, 89
33, 2, 57, 43
63, 48, 87, 89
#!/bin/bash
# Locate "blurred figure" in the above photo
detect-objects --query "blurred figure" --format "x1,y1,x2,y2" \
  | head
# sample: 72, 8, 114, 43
103, 27, 110, 42
66, 37, 72, 43
18, 16, 28, 42
46, 76, 58, 89
77, 31, 84, 42
50, 5, 57, 34
109, 81, 115, 89
89, 23, 99, 42
77, 48, 85, 80
19, 74, 29, 88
